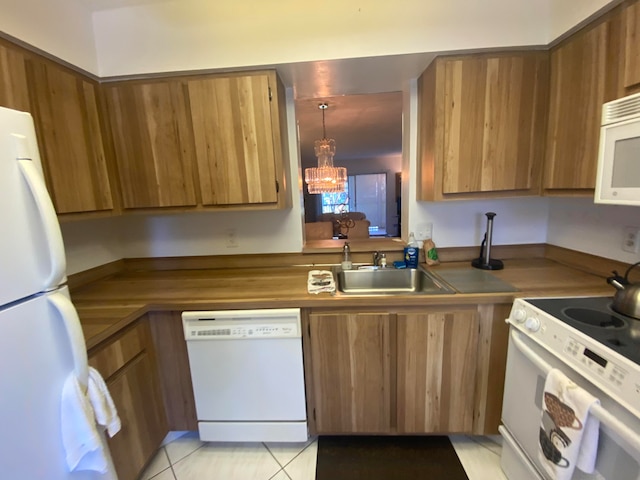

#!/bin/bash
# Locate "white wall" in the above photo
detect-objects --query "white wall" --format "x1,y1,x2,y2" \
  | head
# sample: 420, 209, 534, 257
549, 0, 620, 41
0, 0, 98, 73
92, 0, 554, 77
60, 216, 124, 274
547, 198, 640, 264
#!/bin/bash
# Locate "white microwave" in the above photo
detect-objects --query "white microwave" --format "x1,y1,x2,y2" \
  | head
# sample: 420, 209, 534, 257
595, 91, 640, 206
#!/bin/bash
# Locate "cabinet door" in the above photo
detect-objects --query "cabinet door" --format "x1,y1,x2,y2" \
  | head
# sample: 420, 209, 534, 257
106, 352, 167, 480
624, 1, 640, 90
544, 21, 609, 192
442, 54, 547, 194
187, 73, 279, 206
104, 80, 198, 208
308, 312, 392, 433
26, 59, 114, 213
418, 52, 548, 200
89, 320, 168, 480
397, 310, 479, 433
0, 42, 31, 111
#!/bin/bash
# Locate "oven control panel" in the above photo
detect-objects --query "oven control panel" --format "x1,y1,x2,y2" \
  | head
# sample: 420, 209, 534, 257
508, 298, 640, 418
564, 337, 628, 388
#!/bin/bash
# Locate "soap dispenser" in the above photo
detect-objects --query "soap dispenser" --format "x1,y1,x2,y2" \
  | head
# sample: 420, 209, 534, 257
341, 242, 352, 270
404, 233, 419, 268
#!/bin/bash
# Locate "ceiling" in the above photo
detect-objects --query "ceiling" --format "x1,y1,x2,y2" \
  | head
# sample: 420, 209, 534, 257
295, 92, 403, 166
277, 53, 435, 167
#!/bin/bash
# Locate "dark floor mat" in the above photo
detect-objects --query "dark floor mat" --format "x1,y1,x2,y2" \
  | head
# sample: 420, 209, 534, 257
315, 435, 469, 480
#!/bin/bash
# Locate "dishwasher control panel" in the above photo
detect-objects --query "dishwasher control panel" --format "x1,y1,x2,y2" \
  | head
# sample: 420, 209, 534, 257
182, 308, 302, 340
186, 322, 299, 339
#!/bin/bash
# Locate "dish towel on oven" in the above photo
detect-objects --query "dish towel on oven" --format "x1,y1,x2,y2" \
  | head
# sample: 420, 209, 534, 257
538, 368, 600, 480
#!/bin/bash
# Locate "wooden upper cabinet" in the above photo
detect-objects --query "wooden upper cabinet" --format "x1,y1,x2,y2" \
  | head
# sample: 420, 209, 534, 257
308, 312, 392, 434
544, 21, 610, 193
187, 72, 283, 207
418, 51, 549, 201
104, 79, 198, 209
26, 58, 114, 214
0, 41, 31, 112
623, 0, 640, 90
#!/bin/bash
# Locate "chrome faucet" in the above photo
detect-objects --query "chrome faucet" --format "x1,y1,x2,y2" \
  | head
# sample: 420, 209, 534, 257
373, 251, 385, 267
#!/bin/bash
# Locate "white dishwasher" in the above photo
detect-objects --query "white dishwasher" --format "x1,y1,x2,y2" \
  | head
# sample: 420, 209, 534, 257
182, 308, 308, 442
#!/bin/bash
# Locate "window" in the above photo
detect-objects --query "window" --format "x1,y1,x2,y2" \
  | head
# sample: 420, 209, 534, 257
321, 187, 350, 214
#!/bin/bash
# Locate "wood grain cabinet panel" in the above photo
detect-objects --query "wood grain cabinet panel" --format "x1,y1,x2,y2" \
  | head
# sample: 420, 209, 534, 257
418, 52, 548, 200
397, 310, 479, 434
304, 305, 510, 436
104, 79, 198, 209
187, 72, 281, 206
0, 41, 31, 112
88, 317, 167, 480
623, 1, 640, 90
308, 312, 392, 434
544, 21, 610, 193
26, 58, 114, 214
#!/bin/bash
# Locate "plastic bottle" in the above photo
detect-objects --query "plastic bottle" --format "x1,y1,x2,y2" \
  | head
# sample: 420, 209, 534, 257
341, 242, 352, 270
404, 232, 419, 268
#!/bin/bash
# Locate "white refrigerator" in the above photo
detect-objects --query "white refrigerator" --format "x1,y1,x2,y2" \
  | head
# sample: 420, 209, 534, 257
0, 106, 117, 479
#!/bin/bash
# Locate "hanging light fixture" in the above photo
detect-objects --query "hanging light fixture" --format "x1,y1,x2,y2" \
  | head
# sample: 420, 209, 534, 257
304, 103, 347, 194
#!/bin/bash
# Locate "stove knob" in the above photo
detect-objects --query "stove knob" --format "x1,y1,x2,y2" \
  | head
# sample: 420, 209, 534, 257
512, 309, 527, 323
525, 317, 541, 333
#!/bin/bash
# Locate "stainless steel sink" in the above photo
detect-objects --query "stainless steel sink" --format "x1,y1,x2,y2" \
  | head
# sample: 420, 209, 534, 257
335, 266, 456, 295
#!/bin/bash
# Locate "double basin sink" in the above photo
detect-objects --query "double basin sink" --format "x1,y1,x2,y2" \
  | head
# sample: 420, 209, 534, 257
335, 266, 455, 295
334, 265, 519, 296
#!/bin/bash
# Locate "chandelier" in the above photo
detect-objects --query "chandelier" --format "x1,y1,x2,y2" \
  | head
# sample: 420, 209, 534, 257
304, 103, 347, 194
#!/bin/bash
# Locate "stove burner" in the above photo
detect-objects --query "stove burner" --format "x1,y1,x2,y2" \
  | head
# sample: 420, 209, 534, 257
563, 308, 626, 329
606, 337, 626, 347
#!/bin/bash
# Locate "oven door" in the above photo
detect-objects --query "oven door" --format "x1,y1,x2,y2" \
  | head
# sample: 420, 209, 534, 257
501, 327, 640, 480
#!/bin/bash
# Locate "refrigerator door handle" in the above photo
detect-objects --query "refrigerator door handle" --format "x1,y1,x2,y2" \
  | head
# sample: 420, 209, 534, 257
48, 292, 89, 390
14, 134, 66, 290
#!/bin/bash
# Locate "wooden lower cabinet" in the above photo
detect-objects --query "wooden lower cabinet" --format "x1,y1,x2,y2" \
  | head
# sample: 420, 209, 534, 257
307, 312, 393, 433
88, 317, 168, 480
305, 304, 510, 436
397, 310, 479, 433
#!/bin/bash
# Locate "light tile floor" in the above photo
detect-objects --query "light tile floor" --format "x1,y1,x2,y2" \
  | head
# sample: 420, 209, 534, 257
141, 431, 507, 480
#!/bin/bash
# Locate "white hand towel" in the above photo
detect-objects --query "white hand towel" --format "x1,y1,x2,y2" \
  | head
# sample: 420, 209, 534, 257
87, 367, 121, 437
538, 369, 600, 480
61, 373, 107, 473
307, 270, 336, 294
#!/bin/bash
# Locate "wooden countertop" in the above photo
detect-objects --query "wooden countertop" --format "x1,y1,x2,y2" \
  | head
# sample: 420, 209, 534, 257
72, 257, 613, 350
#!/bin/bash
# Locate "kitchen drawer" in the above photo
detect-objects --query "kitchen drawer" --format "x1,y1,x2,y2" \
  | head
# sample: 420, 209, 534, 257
89, 322, 147, 380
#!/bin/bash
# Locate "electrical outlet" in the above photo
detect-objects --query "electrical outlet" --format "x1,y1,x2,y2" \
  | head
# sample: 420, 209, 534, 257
415, 222, 433, 241
622, 226, 640, 253
225, 229, 239, 248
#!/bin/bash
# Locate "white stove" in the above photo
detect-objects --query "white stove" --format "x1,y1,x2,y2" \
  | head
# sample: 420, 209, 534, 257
508, 296, 640, 418
500, 296, 640, 480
